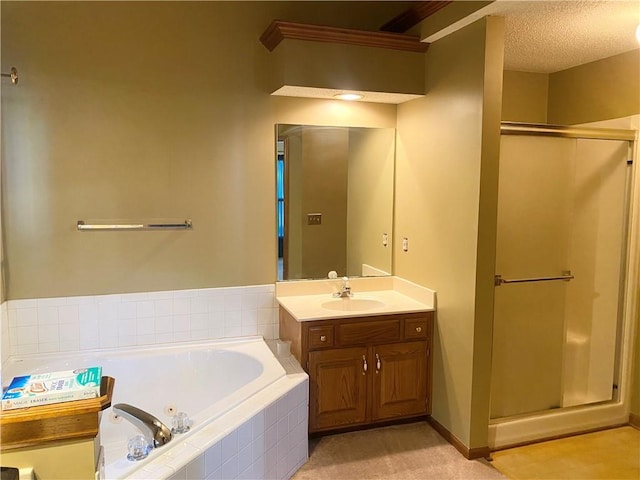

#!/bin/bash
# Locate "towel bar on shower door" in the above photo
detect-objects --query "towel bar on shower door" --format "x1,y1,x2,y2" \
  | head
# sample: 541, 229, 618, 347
494, 270, 574, 286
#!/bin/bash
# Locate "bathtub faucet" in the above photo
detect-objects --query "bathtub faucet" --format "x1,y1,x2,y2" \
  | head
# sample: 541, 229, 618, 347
113, 403, 172, 448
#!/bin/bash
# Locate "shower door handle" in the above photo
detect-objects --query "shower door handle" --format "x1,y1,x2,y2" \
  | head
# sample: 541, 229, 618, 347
494, 270, 574, 286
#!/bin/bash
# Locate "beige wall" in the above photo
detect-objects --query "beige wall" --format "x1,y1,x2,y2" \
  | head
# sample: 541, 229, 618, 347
502, 70, 548, 123
395, 16, 503, 449
346, 127, 394, 276
0, 2, 402, 300
282, 129, 304, 279
0, 2, 4, 304
548, 49, 640, 125
503, 49, 640, 126
0, 438, 98, 479
302, 127, 349, 278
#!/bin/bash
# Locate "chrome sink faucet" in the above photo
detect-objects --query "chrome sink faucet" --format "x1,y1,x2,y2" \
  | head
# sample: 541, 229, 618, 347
113, 403, 172, 448
334, 276, 352, 298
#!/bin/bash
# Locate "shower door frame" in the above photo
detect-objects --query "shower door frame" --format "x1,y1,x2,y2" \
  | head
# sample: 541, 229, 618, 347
488, 122, 639, 449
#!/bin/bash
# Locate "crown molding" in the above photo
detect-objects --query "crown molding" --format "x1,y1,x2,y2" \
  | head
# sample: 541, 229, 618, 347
260, 20, 429, 53
380, 1, 454, 33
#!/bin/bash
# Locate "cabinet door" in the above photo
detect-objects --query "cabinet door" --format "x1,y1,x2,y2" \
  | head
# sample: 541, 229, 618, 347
309, 346, 368, 431
372, 341, 428, 421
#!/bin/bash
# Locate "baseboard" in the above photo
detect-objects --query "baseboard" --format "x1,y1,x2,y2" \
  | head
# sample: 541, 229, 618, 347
630, 413, 640, 429
427, 417, 490, 460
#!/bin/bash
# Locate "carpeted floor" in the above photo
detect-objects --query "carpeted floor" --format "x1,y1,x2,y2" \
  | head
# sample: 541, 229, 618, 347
292, 421, 507, 480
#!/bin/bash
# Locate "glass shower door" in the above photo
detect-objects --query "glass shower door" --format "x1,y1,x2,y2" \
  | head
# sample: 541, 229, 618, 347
490, 133, 629, 420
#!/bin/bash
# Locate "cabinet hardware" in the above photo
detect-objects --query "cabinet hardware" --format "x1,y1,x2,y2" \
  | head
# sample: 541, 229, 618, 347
320, 335, 326, 342
415, 326, 422, 333
375, 353, 381, 373
363, 355, 368, 375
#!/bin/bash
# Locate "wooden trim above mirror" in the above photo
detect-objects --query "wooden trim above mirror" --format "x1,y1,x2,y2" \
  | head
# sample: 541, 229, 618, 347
380, 1, 454, 33
260, 20, 429, 53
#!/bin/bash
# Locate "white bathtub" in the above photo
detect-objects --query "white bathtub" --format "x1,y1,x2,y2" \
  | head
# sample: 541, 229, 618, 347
1, 337, 309, 479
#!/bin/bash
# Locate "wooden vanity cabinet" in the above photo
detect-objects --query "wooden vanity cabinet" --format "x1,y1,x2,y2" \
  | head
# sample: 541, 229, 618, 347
279, 308, 434, 434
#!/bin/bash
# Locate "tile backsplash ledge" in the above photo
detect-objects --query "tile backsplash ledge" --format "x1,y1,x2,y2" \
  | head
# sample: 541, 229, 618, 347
1, 302, 9, 364
2, 285, 279, 357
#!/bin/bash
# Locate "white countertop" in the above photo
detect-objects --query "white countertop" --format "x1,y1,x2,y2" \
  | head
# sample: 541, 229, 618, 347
276, 277, 435, 322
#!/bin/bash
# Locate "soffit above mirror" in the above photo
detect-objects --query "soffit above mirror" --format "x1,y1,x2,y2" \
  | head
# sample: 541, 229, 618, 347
260, 20, 428, 103
271, 86, 423, 105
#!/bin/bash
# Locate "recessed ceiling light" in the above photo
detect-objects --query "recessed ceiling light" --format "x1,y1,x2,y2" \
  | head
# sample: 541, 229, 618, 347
334, 93, 363, 101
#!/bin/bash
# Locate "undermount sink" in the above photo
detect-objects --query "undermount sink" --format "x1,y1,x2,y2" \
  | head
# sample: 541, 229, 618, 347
321, 298, 386, 311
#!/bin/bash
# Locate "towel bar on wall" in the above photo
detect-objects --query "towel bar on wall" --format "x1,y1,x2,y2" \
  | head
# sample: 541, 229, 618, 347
494, 270, 574, 286
77, 220, 192, 231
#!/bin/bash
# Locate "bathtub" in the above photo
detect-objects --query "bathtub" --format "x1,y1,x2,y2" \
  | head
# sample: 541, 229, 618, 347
1, 337, 309, 479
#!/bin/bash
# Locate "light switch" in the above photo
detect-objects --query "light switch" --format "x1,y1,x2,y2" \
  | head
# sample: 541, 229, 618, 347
307, 213, 322, 225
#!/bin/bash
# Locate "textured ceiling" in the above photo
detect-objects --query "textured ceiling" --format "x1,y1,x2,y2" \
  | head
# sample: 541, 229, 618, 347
485, 0, 640, 73
273, 1, 640, 103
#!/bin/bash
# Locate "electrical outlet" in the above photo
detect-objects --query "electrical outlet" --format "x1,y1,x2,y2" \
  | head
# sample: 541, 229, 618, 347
402, 237, 409, 252
307, 213, 322, 225
382, 233, 388, 247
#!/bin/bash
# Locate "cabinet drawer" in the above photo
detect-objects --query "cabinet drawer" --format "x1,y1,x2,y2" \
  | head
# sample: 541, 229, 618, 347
405, 318, 429, 340
308, 326, 335, 349
337, 319, 401, 346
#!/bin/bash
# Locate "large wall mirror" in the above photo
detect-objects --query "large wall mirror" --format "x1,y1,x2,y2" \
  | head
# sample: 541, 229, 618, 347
276, 124, 395, 281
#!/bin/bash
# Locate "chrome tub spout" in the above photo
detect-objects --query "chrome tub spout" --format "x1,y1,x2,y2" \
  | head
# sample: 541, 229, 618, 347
113, 403, 172, 448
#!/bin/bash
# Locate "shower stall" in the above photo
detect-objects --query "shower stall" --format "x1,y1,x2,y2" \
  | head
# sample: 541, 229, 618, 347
489, 122, 638, 448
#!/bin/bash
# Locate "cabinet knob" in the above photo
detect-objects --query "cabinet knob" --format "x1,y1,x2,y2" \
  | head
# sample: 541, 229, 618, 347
415, 326, 422, 333
320, 335, 327, 342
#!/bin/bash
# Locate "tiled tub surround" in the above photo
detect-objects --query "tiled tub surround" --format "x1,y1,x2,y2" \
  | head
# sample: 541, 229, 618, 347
156, 373, 308, 480
2, 284, 279, 357
1, 302, 9, 365
2, 337, 309, 480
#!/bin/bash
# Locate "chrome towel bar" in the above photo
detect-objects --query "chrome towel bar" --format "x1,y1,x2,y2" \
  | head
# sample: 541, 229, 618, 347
77, 220, 192, 231
494, 270, 574, 286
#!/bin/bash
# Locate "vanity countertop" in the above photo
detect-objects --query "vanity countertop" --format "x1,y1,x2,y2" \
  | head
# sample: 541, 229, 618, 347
276, 282, 435, 322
